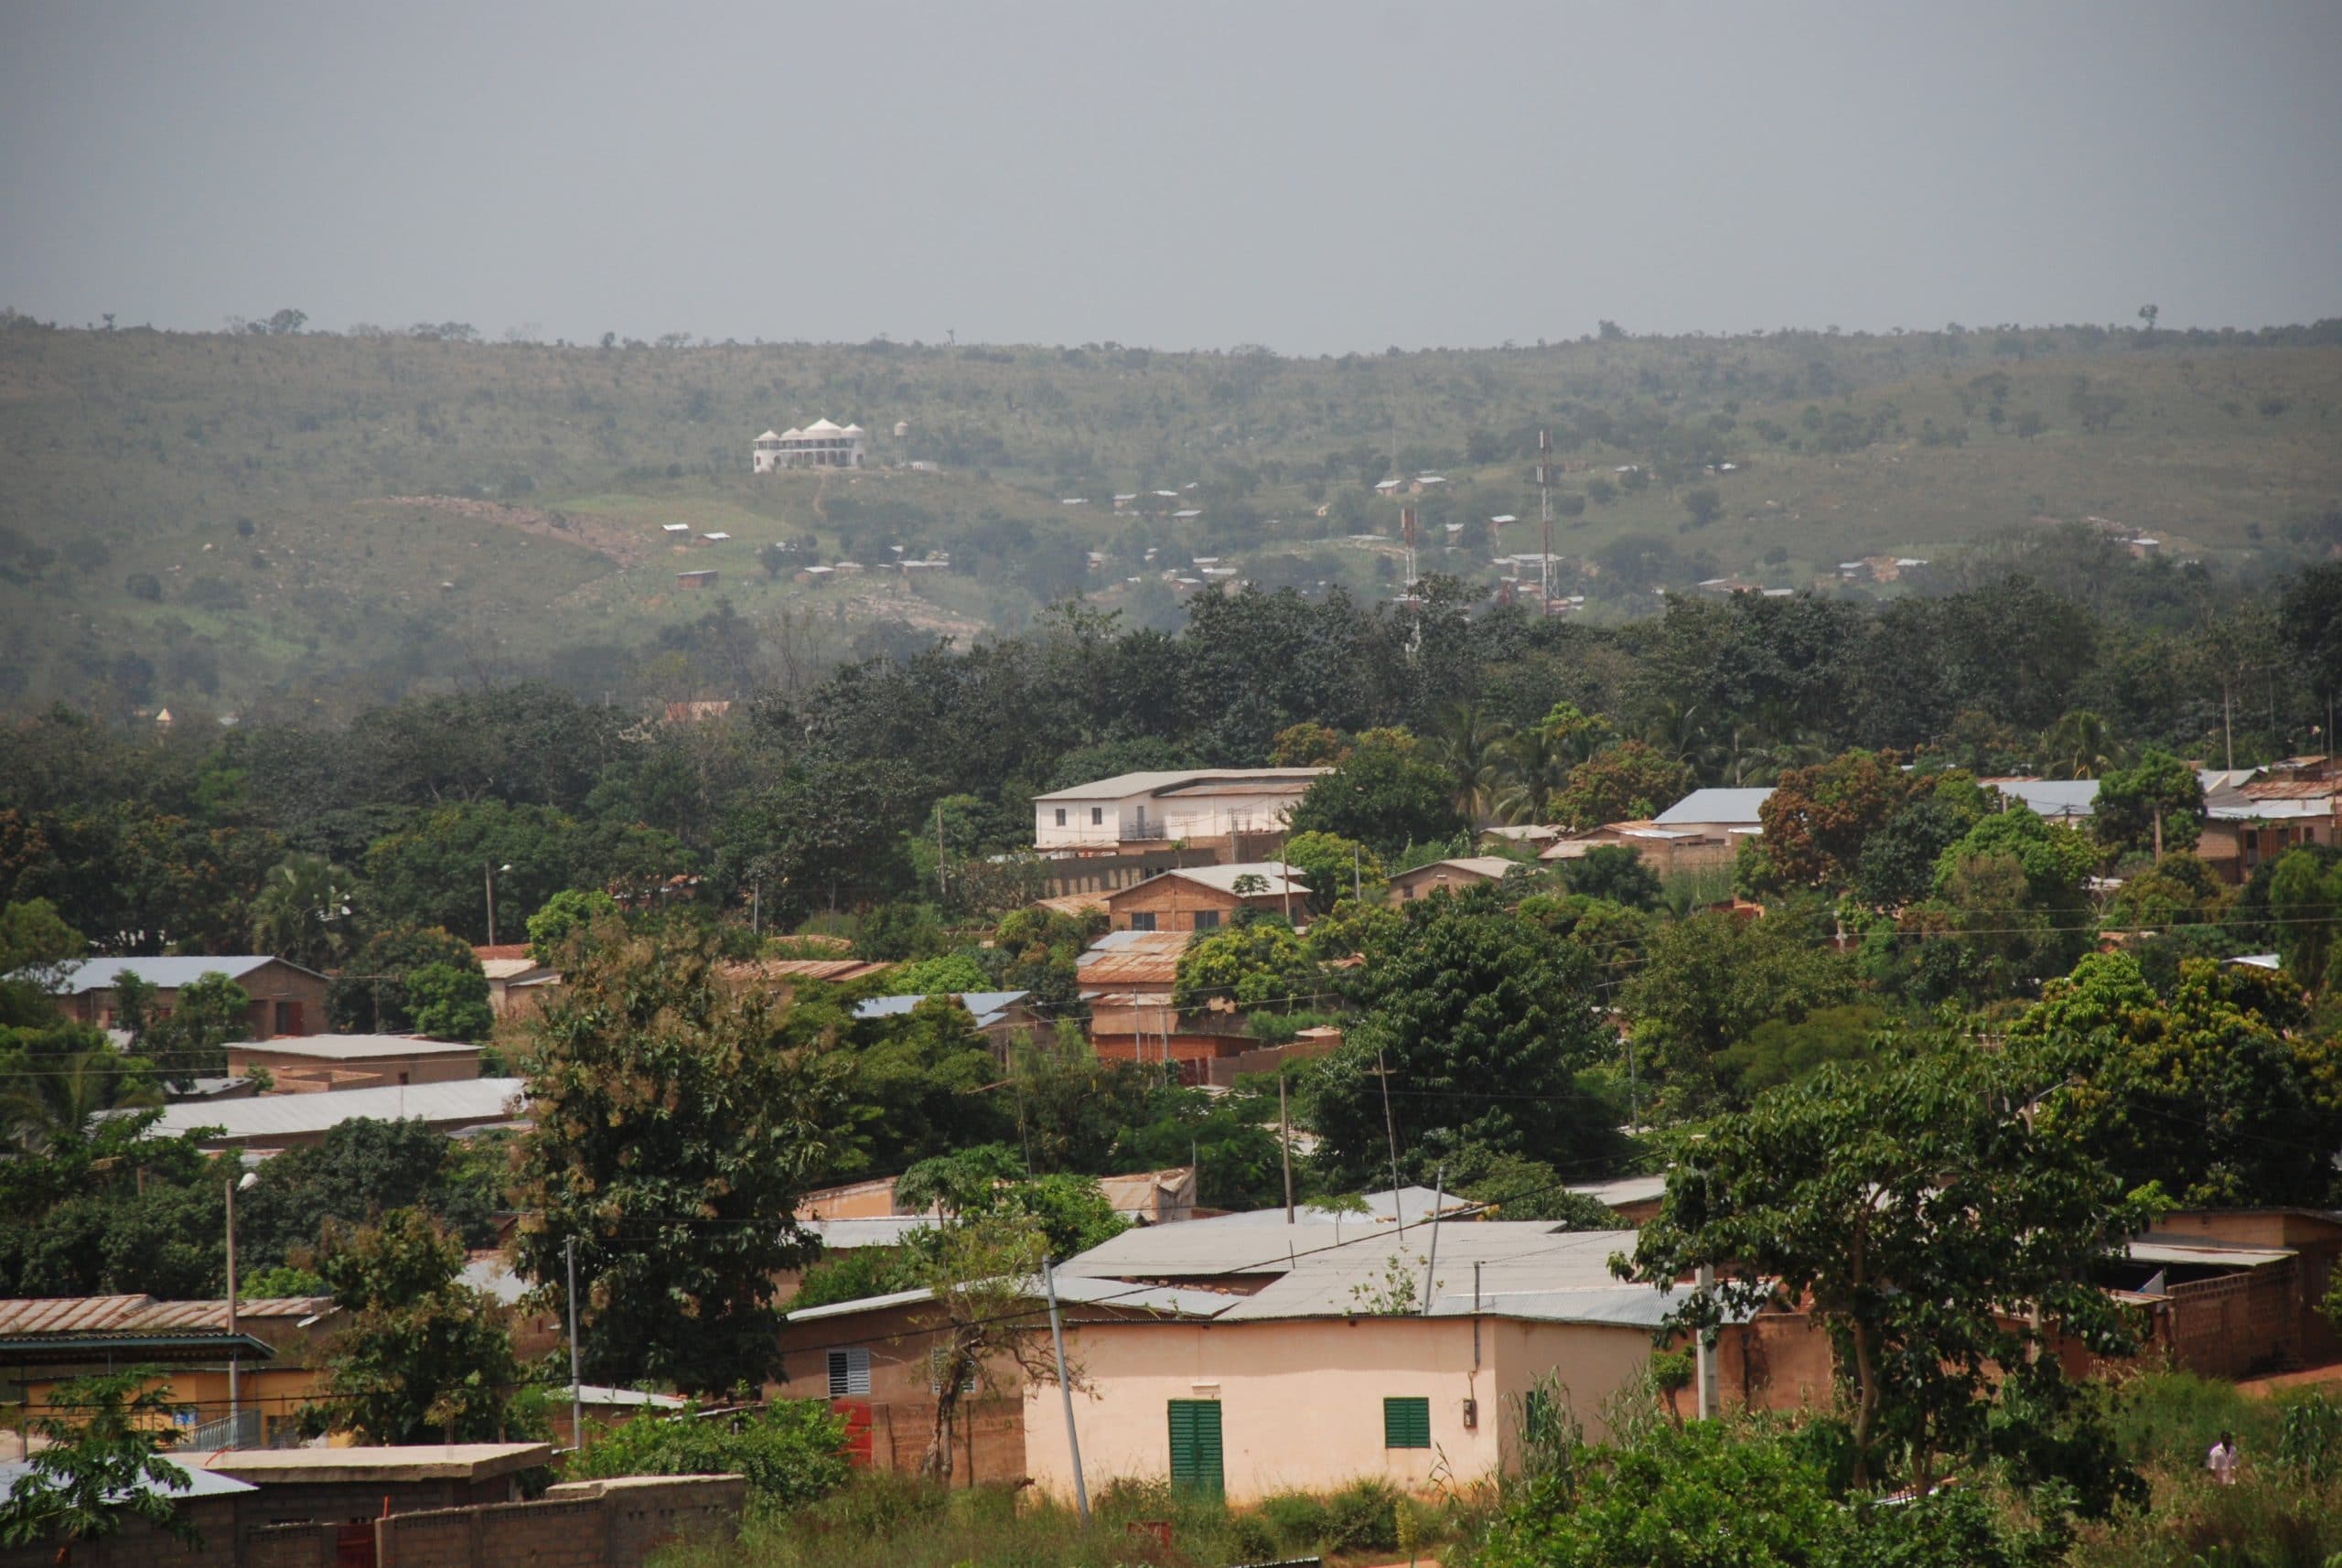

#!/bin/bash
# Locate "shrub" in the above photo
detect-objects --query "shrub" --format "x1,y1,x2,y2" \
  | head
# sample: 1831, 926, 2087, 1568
1255, 1490, 1332, 1550
568, 1401, 848, 1514
1323, 1478, 1401, 1554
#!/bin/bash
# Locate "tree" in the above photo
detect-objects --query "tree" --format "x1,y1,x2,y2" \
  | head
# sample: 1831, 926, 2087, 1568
1270, 722, 1350, 766
1283, 831, 1383, 913
129, 971, 252, 1087
0, 1369, 200, 1563
1312, 887, 1624, 1185
512, 928, 847, 1393
569, 1401, 846, 1514
2007, 951, 2340, 1206
1551, 742, 1691, 832
1849, 775, 1990, 910
329, 925, 480, 1034
2268, 848, 2342, 992
249, 854, 360, 972
1624, 1050, 2154, 1494
1287, 730, 1464, 856
306, 1208, 538, 1444
1173, 918, 1321, 1011
1620, 909, 1854, 1119
2278, 564, 2342, 729
1757, 751, 1918, 889
840, 995, 1014, 1173
886, 952, 991, 993
1681, 487, 1723, 529
891, 1146, 1125, 1481
406, 962, 492, 1042
2093, 749, 2204, 856
1555, 844, 1663, 910
2037, 709, 2125, 780
525, 888, 618, 966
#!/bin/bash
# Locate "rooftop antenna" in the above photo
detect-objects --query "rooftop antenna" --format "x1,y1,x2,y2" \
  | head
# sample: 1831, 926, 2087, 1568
1535, 429, 1556, 615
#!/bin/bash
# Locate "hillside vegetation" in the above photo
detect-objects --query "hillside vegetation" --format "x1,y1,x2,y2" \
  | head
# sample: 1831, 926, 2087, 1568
1, 313, 2337, 716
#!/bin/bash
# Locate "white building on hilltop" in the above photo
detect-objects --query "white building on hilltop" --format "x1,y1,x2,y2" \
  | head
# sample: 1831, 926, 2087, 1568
752, 419, 868, 472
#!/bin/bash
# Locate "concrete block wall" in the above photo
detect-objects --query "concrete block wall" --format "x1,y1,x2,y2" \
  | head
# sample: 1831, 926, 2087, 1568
242, 1522, 336, 1568
372, 1476, 743, 1568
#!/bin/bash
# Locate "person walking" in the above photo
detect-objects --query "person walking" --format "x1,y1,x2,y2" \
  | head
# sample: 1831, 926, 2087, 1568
2206, 1430, 2239, 1486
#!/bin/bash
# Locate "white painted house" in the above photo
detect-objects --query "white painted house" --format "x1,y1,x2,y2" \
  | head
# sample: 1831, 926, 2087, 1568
752, 419, 868, 472
1032, 768, 1329, 852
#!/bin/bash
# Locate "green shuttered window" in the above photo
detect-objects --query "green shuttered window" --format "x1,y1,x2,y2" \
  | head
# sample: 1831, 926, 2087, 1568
1383, 1395, 1432, 1449
1166, 1399, 1224, 1495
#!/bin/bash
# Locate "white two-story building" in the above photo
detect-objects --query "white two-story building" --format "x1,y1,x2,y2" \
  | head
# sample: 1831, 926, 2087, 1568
1033, 768, 1329, 854
752, 419, 868, 472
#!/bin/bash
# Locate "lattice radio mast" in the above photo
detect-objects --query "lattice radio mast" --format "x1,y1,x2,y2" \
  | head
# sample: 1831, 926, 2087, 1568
1535, 429, 1556, 615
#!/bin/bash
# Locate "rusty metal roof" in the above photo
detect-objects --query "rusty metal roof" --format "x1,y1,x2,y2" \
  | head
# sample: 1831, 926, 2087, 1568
0, 1295, 334, 1337
2238, 779, 2339, 800
1079, 953, 1181, 987
724, 959, 897, 984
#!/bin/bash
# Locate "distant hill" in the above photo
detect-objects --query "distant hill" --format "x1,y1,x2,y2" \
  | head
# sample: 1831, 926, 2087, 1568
1, 315, 2337, 718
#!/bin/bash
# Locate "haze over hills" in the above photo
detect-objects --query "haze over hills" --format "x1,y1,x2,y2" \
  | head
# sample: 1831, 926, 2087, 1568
2, 313, 2337, 719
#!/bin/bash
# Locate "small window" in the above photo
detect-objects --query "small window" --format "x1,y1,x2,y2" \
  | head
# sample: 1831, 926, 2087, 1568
827, 1348, 871, 1398
1191, 910, 1221, 931
1055, 808, 1068, 827
1091, 807, 1105, 826
1383, 1396, 1432, 1449
1127, 912, 1158, 932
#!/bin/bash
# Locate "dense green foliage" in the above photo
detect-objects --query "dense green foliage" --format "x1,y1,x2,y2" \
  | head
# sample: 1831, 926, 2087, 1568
569, 1401, 849, 1515
0, 1370, 202, 1557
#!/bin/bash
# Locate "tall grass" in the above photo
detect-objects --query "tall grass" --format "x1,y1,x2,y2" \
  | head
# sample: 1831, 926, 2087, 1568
653, 1470, 1469, 1568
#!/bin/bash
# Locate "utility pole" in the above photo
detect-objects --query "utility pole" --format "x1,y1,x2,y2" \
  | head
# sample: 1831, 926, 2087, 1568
937, 808, 949, 899
1041, 1258, 1090, 1522
224, 1176, 240, 1443
565, 1238, 584, 1450
1279, 835, 1292, 923
1279, 1072, 1295, 1224
1695, 1262, 1718, 1419
1421, 1165, 1445, 1316
1372, 1047, 1405, 1233
485, 863, 497, 947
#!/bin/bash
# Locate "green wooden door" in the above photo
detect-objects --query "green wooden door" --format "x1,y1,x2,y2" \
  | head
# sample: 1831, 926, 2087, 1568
1166, 1399, 1224, 1496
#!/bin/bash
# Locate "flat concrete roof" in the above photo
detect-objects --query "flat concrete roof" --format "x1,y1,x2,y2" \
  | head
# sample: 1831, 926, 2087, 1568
194, 1443, 553, 1483
232, 1034, 478, 1061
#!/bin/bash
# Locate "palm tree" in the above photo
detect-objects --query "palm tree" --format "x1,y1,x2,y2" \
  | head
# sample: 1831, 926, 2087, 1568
1430, 703, 1514, 829
0, 1052, 159, 1155
1494, 725, 1573, 824
2037, 710, 2126, 780
251, 855, 360, 972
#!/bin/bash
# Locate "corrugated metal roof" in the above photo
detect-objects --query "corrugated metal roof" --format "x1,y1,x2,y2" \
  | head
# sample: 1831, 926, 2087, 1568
2126, 1239, 2293, 1269
135, 1079, 527, 1144
1109, 864, 1308, 900
1077, 953, 1182, 987
46, 956, 307, 995
1566, 1175, 1669, 1210
2238, 779, 2340, 800
805, 1217, 936, 1250
1034, 768, 1327, 803
0, 1295, 334, 1336
1982, 779, 2100, 819
853, 991, 1028, 1029
1087, 930, 1191, 955
1653, 789, 1773, 826
725, 958, 897, 984
1391, 857, 1520, 885
0, 1456, 255, 1501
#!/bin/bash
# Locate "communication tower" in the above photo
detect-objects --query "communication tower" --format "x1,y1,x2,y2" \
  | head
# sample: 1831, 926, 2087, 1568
1535, 429, 1557, 614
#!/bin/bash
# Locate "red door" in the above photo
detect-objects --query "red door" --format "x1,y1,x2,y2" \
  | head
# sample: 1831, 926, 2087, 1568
334, 1521, 376, 1567
831, 1398, 874, 1466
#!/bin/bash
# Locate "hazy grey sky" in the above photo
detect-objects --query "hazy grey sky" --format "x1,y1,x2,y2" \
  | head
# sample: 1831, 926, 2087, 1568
5, 1, 2338, 354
